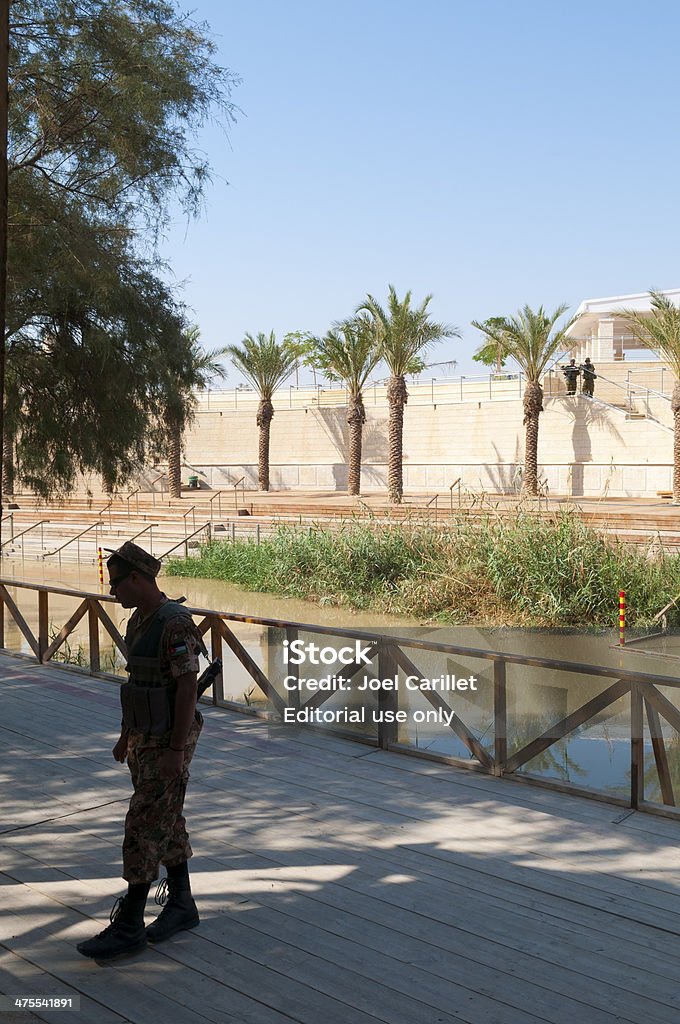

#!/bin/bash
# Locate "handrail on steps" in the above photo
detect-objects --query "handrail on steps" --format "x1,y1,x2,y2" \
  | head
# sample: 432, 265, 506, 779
157, 522, 211, 561
1, 512, 13, 542
1, 519, 49, 551
128, 523, 159, 554
148, 473, 167, 506
43, 522, 104, 563
209, 490, 224, 521
97, 499, 114, 529
182, 505, 196, 534
125, 487, 140, 517
449, 478, 462, 511
233, 476, 245, 509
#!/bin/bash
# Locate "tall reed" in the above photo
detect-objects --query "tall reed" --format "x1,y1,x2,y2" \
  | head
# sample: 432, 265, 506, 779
166, 512, 680, 627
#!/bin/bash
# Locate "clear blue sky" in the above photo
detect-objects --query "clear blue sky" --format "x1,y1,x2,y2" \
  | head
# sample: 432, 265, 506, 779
160, 0, 680, 381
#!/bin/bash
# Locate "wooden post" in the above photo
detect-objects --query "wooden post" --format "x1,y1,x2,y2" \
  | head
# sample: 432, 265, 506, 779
38, 590, 48, 662
210, 616, 224, 704
377, 640, 398, 749
285, 626, 300, 711
493, 660, 507, 776
645, 697, 675, 807
630, 683, 644, 809
88, 600, 100, 674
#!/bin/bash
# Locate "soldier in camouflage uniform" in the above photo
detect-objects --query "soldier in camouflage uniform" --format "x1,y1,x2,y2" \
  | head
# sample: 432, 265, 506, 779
77, 541, 207, 961
581, 357, 596, 397
563, 358, 580, 395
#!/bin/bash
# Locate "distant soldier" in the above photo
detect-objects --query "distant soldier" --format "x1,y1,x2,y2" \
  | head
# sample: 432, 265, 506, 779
563, 358, 580, 396
581, 357, 596, 397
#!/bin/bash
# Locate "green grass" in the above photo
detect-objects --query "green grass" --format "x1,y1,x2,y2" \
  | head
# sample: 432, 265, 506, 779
166, 512, 680, 627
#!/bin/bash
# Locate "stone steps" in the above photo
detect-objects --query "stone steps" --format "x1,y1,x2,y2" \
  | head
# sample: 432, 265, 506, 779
4, 492, 680, 562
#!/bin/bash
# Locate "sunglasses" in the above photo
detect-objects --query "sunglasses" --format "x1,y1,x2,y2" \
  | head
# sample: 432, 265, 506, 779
109, 572, 131, 589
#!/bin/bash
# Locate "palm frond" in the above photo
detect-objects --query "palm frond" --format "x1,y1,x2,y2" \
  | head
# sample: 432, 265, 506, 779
226, 331, 297, 399
309, 315, 381, 395
361, 284, 459, 377
473, 303, 572, 381
616, 291, 680, 377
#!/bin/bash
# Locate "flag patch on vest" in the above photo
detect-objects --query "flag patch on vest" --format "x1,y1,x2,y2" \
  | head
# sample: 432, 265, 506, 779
169, 642, 189, 658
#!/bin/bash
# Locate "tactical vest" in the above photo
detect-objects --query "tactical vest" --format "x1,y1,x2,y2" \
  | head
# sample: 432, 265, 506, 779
120, 601, 205, 735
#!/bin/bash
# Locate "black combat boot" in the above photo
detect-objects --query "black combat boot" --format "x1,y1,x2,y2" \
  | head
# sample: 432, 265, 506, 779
76, 894, 147, 960
146, 874, 200, 943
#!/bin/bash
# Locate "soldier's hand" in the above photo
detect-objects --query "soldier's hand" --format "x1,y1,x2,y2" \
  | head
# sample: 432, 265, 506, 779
160, 747, 185, 779
112, 734, 128, 763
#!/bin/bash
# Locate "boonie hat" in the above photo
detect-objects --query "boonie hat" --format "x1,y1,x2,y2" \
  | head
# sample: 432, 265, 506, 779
105, 541, 161, 578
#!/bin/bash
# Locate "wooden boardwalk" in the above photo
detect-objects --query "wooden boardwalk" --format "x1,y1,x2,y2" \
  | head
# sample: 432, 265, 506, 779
2, 654, 680, 1024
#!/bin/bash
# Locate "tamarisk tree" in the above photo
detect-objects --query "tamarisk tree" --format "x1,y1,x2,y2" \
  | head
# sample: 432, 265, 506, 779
5, 0, 238, 494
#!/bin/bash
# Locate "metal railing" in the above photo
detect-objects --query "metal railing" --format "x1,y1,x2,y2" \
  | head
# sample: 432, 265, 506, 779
545, 368, 673, 429
43, 522, 104, 566
198, 367, 679, 413
1, 512, 13, 542
158, 521, 211, 560
232, 476, 246, 509
0, 519, 48, 556
148, 473, 167, 506
128, 523, 159, 554
208, 490, 224, 521
449, 478, 462, 511
2, 577, 680, 816
593, 371, 670, 413
425, 494, 438, 520
125, 487, 140, 517
97, 499, 114, 529
204, 374, 531, 411
624, 365, 671, 395
182, 505, 196, 535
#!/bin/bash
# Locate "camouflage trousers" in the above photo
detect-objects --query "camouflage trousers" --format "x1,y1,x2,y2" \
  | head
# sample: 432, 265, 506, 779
122, 713, 203, 884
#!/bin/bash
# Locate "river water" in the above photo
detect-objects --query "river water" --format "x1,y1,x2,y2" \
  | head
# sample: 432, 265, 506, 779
2, 555, 679, 809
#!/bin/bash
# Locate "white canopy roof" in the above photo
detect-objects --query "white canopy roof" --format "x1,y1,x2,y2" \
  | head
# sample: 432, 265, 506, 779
566, 288, 680, 338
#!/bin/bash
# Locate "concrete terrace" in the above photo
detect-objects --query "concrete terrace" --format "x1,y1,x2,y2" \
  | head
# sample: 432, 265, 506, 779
2, 654, 680, 1023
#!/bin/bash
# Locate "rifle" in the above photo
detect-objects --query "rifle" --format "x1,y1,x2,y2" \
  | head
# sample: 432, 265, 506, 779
197, 658, 223, 699
173, 599, 223, 699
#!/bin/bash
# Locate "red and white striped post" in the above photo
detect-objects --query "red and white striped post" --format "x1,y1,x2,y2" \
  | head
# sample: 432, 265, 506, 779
619, 590, 626, 646
98, 547, 104, 588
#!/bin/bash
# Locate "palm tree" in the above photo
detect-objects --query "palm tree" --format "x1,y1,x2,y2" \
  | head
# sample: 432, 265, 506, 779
361, 286, 457, 503
617, 291, 680, 503
163, 326, 228, 499
472, 304, 573, 496
226, 331, 297, 491
309, 315, 382, 495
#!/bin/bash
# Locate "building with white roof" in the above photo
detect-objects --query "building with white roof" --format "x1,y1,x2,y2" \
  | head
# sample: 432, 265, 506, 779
565, 288, 680, 362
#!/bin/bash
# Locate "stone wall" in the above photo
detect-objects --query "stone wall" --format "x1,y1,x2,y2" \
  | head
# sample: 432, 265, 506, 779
181, 385, 674, 498
60, 361, 676, 499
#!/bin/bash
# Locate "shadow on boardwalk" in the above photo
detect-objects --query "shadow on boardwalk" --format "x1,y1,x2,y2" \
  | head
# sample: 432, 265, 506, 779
1, 654, 680, 1023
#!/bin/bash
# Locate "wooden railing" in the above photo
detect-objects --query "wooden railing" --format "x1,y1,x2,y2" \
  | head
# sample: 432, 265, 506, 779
2, 577, 680, 816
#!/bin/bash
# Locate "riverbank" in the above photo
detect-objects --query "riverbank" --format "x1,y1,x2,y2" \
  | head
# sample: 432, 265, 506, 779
165, 511, 680, 628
